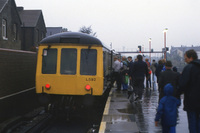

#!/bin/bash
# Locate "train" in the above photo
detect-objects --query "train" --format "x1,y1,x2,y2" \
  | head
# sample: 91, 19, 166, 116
35, 32, 117, 111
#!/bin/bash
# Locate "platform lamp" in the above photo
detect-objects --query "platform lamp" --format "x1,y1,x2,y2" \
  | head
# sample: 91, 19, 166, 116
163, 28, 168, 60
149, 38, 151, 63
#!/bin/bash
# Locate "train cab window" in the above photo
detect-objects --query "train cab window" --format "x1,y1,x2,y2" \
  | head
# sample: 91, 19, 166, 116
61, 48, 77, 75
80, 49, 97, 75
42, 49, 57, 74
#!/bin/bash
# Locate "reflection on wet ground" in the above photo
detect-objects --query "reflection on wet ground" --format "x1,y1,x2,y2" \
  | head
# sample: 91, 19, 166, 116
134, 82, 188, 133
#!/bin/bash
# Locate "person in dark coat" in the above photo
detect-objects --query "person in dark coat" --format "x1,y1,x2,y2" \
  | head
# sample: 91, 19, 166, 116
177, 49, 200, 133
155, 60, 164, 83
155, 83, 181, 133
172, 66, 178, 72
158, 60, 180, 102
127, 56, 133, 76
129, 54, 148, 100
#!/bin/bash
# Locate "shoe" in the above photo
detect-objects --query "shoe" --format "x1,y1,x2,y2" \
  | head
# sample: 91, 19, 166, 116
134, 96, 139, 101
138, 98, 143, 102
129, 98, 133, 103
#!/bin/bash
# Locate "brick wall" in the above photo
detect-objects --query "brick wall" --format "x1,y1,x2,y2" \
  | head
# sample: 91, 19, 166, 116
0, 48, 37, 97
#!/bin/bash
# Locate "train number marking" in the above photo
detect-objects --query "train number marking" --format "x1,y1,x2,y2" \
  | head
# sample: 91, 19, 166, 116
86, 78, 96, 81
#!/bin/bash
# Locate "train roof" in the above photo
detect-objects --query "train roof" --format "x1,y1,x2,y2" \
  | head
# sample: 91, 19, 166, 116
40, 32, 104, 46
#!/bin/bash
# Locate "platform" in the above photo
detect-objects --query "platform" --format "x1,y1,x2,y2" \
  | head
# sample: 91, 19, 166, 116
99, 88, 140, 133
99, 84, 189, 133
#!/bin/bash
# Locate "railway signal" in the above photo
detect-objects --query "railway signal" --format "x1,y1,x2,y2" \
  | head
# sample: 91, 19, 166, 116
138, 45, 141, 53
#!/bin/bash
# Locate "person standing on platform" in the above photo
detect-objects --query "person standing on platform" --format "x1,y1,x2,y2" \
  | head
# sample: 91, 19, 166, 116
155, 83, 181, 133
155, 60, 164, 84
145, 58, 151, 89
161, 59, 166, 71
127, 56, 133, 73
121, 56, 128, 91
129, 55, 148, 100
150, 59, 157, 82
177, 49, 200, 133
158, 61, 180, 102
127, 56, 134, 91
112, 56, 121, 91
155, 60, 165, 91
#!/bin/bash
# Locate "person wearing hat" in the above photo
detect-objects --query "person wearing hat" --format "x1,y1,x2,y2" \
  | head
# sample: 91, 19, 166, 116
158, 60, 180, 102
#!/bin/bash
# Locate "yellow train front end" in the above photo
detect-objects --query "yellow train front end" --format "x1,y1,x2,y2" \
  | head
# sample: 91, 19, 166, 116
36, 45, 104, 96
35, 32, 108, 107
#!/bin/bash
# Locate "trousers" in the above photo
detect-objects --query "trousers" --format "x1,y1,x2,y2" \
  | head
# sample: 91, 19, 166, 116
162, 125, 176, 133
187, 111, 200, 133
132, 77, 144, 99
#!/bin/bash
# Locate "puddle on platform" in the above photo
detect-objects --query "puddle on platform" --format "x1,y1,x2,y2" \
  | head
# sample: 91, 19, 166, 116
102, 115, 133, 123
117, 108, 134, 114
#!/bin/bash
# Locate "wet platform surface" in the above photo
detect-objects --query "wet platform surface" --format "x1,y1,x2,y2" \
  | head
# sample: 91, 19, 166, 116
99, 83, 188, 133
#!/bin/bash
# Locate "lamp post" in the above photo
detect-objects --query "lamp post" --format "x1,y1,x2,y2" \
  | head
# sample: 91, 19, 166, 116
163, 28, 168, 60
149, 38, 151, 63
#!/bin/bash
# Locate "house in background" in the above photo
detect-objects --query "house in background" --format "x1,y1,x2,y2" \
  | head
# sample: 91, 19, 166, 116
0, 0, 22, 50
170, 45, 200, 59
46, 27, 62, 36
18, 7, 46, 51
46, 27, 68, 37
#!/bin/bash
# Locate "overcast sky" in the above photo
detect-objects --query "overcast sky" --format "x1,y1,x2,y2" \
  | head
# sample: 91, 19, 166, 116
15, 0, 200, 52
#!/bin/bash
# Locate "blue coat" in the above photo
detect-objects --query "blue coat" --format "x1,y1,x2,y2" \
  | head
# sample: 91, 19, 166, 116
155, 83, 181, 126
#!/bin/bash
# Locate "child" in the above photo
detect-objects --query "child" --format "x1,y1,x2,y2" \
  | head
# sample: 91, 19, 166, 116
155, 83, 181, 133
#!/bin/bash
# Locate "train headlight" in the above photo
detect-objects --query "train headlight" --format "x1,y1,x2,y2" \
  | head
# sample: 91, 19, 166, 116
45, 84, 51, 90
85, 85, 91, 91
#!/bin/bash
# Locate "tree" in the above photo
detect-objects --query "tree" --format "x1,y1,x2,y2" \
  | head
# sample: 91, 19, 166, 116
79, 25, 97, 37
62, 28, 68, 32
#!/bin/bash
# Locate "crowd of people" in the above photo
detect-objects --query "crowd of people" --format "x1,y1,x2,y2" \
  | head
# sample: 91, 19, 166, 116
112, 49, 200, 133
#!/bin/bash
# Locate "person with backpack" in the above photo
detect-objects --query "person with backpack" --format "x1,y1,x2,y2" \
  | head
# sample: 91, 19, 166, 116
177, 49, 200, 133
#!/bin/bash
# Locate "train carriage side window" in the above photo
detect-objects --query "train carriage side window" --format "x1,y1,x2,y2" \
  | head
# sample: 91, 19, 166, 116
42, 49, 57, 74
61, 48, 77, 75
80, 49, 97, 75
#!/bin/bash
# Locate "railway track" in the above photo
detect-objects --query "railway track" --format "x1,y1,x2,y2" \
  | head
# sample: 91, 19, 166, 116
1, 105, 102, 133
0, 107, 52, 133
1, 87, 111, 133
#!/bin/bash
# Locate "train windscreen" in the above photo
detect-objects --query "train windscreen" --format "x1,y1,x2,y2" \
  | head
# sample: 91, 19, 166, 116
42, 49, 57, 74
61, 48, 77, 75
80, 49, 97, 75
